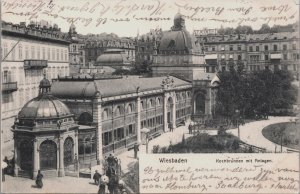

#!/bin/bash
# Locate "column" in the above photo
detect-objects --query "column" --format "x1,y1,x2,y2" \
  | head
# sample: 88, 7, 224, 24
74, 131, 79, 177
13, 138, 19, 177
136, 95, 141, 143
172, 101, 176, 129
58, 136, 65, 177
33, 139, 39, 180
205, 88, 212, 115
163, 93, 168, 132
93, 96, 102, 165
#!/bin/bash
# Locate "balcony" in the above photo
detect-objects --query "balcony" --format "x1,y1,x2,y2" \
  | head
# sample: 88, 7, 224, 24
24, 60, 48, 69
2, 82, 18, 93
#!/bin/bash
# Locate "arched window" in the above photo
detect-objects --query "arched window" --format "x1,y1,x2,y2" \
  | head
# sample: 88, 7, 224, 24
102, 109, 108, 120
114, 106, 123, 117
148, 99, 154, 108
40, 140, 57, 170
127, 104, 133, 113
78, 112, 93, 125
157, 98, 161, 106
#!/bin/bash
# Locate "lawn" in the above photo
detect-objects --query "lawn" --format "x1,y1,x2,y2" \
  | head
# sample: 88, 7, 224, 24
262, 122, 299, 150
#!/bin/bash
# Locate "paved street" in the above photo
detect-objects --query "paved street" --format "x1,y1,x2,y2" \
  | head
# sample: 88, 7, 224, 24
2, 116, 296, 193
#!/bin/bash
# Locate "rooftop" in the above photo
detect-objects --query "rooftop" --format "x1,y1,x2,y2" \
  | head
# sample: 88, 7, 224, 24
51, 76, 192, 99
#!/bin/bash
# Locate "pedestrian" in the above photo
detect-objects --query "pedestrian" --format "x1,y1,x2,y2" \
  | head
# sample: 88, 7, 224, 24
93, 170, 101, 185
188, 123, 192, 134
133, 144, 139, 159
2, 168, 5, 182
35, 170, 43, 188
98, 177, 106, 194
108, 174, 116, 194
168, 122, 173, 132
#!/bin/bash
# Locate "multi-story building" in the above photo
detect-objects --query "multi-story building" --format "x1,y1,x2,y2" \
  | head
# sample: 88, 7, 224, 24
135, 28, 163, 67
1, 21, 70, 158
152, 13, 219, 120
196, 31, 299, 74
68, 23, 86, 74
84, 34, 135, 67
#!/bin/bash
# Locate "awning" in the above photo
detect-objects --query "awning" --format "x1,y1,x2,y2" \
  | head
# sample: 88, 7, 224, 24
270, 53, 282, 59
205, 54, 218, 60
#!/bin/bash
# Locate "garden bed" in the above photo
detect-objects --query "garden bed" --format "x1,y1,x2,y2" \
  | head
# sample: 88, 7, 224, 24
262, 122, 299, 150
152, 133, 254, 153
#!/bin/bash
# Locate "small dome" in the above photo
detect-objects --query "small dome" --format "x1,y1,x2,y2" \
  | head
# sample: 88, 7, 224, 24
18, 95, 72, 119
40, 77, 51, 88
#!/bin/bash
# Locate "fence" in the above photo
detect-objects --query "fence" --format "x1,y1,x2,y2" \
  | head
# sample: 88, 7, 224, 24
239, 141, 266, 153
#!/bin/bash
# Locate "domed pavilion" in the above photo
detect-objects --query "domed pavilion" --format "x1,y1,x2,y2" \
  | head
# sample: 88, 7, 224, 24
12, 76, 79, 179
152, 13, 206, 80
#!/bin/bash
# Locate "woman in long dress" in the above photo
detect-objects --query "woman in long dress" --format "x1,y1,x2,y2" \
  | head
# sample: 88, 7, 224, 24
36, 170, 43, 188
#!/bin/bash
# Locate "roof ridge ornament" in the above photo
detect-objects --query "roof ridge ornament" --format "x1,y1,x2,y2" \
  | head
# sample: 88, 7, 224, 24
161, 75, 174, 89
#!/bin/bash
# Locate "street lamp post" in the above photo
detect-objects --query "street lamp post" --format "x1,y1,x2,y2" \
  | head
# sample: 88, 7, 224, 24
235, 109, 240, 139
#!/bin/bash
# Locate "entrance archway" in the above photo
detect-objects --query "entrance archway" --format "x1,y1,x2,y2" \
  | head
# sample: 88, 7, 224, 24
194, 92, 206, 114
20, 140, 33, 171
40, 140, 57, 170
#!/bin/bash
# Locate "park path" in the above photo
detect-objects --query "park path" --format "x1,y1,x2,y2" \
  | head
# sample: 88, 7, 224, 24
227, 116, 296, 152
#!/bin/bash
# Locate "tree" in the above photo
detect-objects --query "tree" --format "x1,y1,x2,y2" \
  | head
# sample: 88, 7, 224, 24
258, 24, 271, 33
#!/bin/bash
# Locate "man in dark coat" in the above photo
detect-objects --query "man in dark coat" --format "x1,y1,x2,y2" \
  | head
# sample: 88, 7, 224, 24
93, 170, 101, 185
36, 170, 43, 188
133, 144, 139, 159
188, 123, 192, 134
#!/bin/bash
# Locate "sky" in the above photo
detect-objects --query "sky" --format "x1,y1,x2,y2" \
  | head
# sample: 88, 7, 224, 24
1, 0, 299, 37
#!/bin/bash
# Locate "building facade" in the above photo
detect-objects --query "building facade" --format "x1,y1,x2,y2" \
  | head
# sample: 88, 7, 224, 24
68, 23, 86, 74
84, 34, 135, 67
196, 32, 300, 74
1, 21, 70, 158
135, 28, 163, 68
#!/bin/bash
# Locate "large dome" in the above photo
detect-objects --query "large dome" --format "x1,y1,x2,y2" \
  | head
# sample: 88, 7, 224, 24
158, 13, 202, 54
17, 76, 73, 121
18, 95, 72, 119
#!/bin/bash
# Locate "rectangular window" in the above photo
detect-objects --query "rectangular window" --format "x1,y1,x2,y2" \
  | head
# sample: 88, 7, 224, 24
273, 44, 277, 51
283, 45, 287, 50
283, 54, 288, 60
52, 48, 55, 60
61, 49, 63, 61
25, 45, 29, 59
229, 45, 233, 51
3, 71, 8, 83
56, 49, 59, 61
11, 43, 15, 60
31, 46, 35, 59
47, 48, 50, 60
265, 54, 269, 60
42, 47, 45, 59
264, 45, 268, 51
18, 44, 23, 60
212, 46, 215, 51
256, 46, 259, 52
292, 44, 296, 50
37, 46, 40, 59
238, 45, 241, 51
249, 46, 253, 52
221, 46, 225, 51
64, 50, 68, 61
